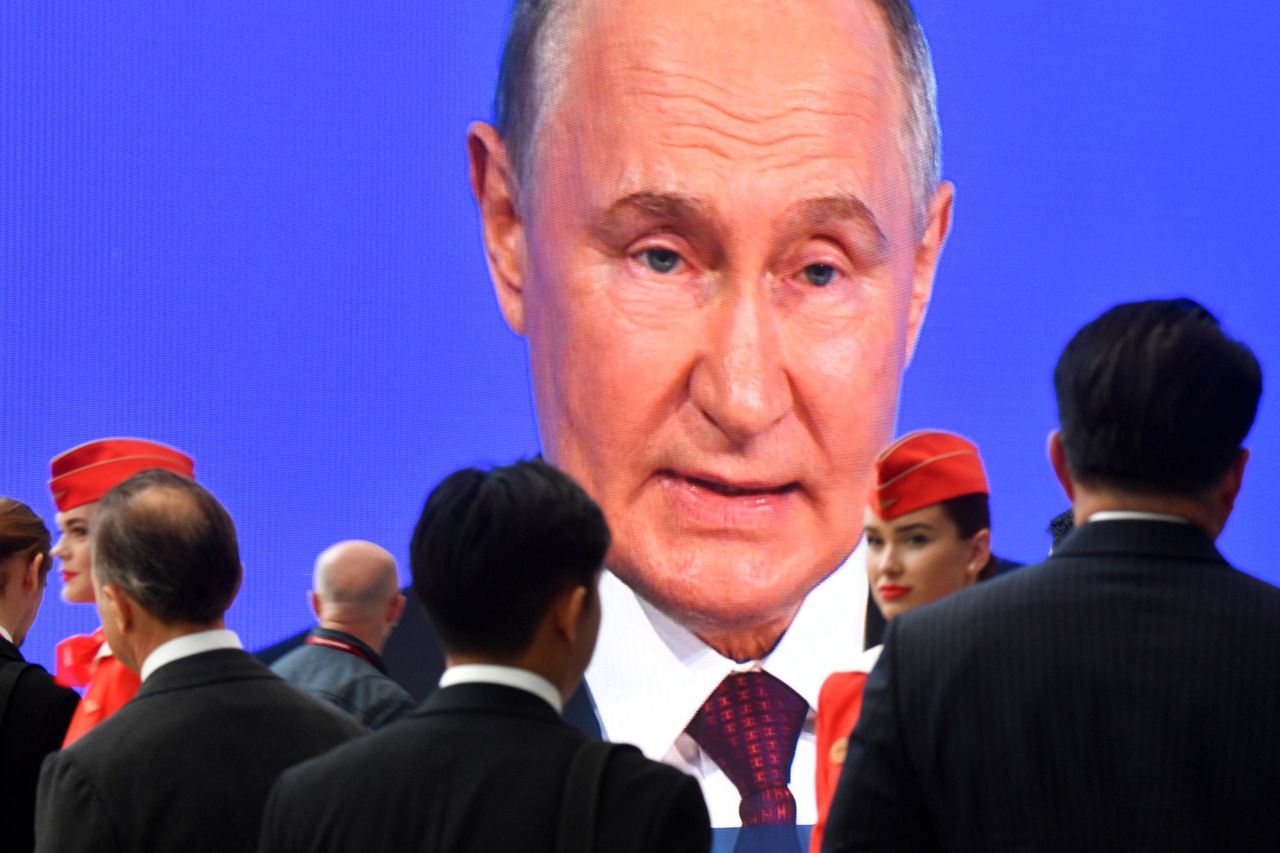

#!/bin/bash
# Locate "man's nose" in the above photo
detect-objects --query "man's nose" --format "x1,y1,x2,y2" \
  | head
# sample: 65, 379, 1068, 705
689, 278, 792, 444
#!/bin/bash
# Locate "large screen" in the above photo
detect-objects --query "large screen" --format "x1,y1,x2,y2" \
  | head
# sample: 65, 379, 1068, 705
4, 0, 1277, 841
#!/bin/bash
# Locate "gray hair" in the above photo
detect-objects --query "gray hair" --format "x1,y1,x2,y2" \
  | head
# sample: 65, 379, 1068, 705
92, 469, 240, 625
493, 0, 942, 220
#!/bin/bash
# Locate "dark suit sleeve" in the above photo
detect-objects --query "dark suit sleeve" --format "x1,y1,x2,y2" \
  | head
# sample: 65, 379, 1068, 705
823, 622, 936, 852
35, 751, 121, 853
645, 772, 712, 853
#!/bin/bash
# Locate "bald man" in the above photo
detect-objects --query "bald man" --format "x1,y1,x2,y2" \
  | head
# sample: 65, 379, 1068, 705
271, 541, 416, 729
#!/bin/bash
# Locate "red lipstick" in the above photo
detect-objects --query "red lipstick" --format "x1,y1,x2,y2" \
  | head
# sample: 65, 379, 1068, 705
878, 584, 911, 601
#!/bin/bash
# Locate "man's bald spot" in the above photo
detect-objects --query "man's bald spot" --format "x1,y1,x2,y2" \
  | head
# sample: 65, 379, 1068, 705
495, 0, 941, 217
313, 540, 399, 610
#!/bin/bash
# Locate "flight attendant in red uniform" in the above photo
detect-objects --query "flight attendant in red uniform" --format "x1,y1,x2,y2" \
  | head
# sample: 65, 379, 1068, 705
48, 437, 195, 745
811, 431, 994, 852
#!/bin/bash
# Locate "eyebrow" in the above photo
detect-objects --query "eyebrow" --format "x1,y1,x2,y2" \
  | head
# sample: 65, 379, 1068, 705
592, 192, 718, 239
781, 194, 888, 257
591, 190, 888, 259
893, 523, 937, 535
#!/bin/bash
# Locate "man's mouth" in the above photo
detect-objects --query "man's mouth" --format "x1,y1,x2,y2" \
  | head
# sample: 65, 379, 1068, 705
657, 470, 801, 529
680, 473, 800, 498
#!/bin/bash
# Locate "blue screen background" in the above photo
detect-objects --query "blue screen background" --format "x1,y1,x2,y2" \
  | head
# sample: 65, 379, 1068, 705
4, 1, 1277, 672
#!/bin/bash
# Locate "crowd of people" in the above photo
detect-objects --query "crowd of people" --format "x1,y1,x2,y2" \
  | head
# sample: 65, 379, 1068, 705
2, 296, 1277, 852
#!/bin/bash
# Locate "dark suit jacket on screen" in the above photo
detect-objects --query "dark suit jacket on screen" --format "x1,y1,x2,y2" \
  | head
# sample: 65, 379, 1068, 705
34, 648, 364, 853
0, 638, 78, 853
258, 680, 711, 853
825, 520, 1280, 852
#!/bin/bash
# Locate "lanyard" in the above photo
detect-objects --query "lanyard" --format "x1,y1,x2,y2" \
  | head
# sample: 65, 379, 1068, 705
305, 633, 376, 666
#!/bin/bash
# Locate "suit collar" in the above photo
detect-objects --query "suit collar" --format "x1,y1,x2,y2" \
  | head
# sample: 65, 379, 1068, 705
0, 636, 22, 663
419, 681, 564, 726
135, 647, 273, 699
1052, 518, 1226, 565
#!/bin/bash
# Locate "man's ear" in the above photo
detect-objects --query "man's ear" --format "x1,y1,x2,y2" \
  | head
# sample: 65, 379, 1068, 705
904, 180, 954, 364
308, 590, 323, 621
468, 122, 528, 335
388, 593, 406, 629
551, 584, 589, 645
1217, 448, 1249, 519
99, 583, 134, 635
1048, 430, 1075, 502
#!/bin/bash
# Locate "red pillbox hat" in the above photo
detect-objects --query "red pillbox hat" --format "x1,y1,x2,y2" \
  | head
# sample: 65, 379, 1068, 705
869, 430, 988, 521
49, 438, 195, 512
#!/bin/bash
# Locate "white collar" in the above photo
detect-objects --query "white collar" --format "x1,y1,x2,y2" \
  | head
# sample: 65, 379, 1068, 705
586, 541, 867, 773
1087, 511, 1190, 525
439, 663, 563, 714
140, 629, 242, 681
0, 624, 12, 645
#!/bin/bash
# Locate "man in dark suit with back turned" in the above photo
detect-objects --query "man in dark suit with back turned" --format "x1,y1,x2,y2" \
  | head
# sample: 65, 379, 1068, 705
259, 459, 711, 853
825, 298, 1280, 851
0, 498, 78, 853
35, 470, 364, 853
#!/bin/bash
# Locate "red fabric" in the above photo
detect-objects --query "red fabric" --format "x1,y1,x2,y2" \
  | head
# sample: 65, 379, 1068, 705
685, 670, 809, 827
49, 438, 194, 511
810, 670, 869, 853
869, 430, 988, 521
56, 636, 141, 747
54, 629, 104, 689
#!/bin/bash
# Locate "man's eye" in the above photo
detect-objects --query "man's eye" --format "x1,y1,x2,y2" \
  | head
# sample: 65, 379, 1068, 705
636, 248, 682, 274
803, 263, 838, 287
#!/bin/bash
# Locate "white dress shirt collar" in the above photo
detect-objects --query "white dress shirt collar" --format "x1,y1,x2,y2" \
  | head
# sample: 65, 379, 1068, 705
0, 624, 12, 645
439, 663, 563, 714
1087, 510, 1190, 524
140, 629, 242, 682
586, 542, 867, 826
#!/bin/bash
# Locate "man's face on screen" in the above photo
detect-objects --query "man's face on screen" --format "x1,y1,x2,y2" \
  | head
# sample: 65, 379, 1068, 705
474, 0, 952, 649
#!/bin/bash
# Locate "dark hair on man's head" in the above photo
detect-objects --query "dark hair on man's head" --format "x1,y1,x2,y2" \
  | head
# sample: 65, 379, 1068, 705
0, 498, 52, 595
411, 459, 611, 659
936, 492, 996, 579
93, 469, 240, 625
1055, 298, 1262, 496
1047, 509, 1075, 551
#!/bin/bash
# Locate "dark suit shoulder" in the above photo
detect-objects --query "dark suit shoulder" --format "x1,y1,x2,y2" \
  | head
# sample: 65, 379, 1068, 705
597, 747, 711, 853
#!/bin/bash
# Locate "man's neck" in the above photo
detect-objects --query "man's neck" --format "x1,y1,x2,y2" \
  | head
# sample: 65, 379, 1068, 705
317, 618, 385, 655
1072, 490, 1221, 538
129, 617, 227, 674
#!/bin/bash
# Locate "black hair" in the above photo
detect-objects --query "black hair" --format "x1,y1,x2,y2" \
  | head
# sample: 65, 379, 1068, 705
1054, 298, 1261, 496
410, 459, 610, 658
937, 492, 995, 579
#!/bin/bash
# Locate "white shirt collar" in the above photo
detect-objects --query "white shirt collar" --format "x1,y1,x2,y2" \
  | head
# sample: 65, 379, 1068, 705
439, 663, 563, 714
1087, 510, 1190, 525
586, 542, 867, 826
0, 624, 12, 645
140, 629, 242, 682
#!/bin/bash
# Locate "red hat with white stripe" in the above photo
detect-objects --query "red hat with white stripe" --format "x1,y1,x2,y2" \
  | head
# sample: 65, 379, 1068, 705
869, 430, 988, 520
49, 438, 195, 512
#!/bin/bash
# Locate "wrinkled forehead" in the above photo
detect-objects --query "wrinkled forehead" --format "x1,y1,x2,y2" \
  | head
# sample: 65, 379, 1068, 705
531, 0, 912, 220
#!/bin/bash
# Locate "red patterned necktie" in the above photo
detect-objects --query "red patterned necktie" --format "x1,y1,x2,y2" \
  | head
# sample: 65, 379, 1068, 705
686, 670, 810, 826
